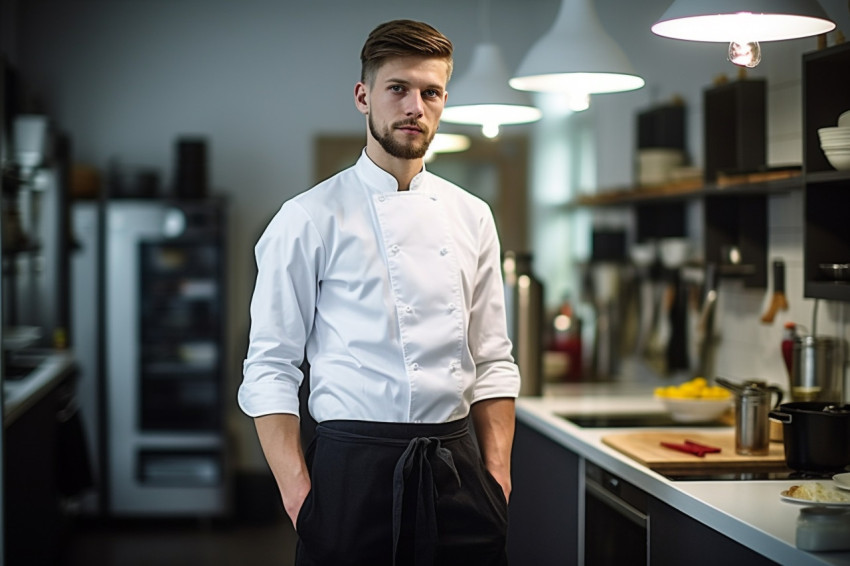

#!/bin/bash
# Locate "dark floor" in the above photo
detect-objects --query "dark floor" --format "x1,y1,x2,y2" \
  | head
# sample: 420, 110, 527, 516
59, 516, 298, 566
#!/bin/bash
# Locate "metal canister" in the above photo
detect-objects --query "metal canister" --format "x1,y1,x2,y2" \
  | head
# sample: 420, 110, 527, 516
735, 381, 783, 456
502, 251, 544, 396
791, 335, 845, 402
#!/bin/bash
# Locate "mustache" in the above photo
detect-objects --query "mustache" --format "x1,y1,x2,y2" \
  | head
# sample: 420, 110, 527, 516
392, 119, 426, 132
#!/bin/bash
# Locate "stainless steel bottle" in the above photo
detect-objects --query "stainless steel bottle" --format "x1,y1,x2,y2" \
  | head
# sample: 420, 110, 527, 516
735, 381, 783, 456
502, 251, 544, 396
791, 335, 845, 402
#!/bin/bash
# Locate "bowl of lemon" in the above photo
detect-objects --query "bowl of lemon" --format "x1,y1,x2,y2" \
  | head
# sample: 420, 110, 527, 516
655, 377, 733, 423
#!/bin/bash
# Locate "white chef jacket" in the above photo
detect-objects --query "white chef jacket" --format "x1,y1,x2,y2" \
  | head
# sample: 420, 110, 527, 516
238, 150, 520, 424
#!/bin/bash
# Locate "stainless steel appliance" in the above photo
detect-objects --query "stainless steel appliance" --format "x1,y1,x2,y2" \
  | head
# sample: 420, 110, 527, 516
73, 198, 229, 516
502, 251, 543, 396
584, 460, 648, 566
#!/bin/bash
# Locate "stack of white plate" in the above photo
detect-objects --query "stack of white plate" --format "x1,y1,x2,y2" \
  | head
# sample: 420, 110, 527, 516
818, 110, 850, 171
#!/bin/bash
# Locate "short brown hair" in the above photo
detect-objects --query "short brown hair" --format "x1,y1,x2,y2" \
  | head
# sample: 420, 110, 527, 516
360, 19, 453, 85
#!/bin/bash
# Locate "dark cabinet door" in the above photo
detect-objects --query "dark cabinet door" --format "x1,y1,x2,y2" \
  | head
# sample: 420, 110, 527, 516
648, 496, 778, 566
507, 421, 580, 566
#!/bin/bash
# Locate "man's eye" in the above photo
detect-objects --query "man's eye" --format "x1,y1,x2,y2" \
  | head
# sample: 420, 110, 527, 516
424, 90, 440, 98
390, 85, 405, 93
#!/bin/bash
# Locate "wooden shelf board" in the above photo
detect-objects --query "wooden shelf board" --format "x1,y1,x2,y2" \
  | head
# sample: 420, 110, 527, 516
571, 169, 802, 208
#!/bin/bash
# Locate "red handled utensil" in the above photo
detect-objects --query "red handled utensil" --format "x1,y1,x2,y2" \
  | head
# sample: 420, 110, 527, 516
660, 439, 722, 458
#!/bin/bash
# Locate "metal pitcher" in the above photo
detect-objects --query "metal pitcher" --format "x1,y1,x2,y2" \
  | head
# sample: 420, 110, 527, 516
717, 378, 783, 456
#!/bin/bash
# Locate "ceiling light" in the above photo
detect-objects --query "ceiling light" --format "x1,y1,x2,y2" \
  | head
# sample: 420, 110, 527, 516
425, 133, 472, 162
652, 0, 835, 68
442, 43, 542, 138
509, 0, 644, 107
442, 1, 541, 138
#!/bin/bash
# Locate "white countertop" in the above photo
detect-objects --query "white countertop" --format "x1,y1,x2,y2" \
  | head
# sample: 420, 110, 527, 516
3, 350, 77, 426
517, 382, 850, 566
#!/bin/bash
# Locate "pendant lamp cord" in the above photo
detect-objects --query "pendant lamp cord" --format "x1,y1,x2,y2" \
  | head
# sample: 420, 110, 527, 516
479, 0, 491, 43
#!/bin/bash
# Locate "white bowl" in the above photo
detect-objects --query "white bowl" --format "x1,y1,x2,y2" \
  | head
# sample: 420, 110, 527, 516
819, 136, 850, 145
819, 126, 850, 136
656, 396, 733, 423
659, 238, 690, 268
820, 142, 850, 152
630, 242, 657, 267
825, 151, 850, 170
837, 110, 850, 128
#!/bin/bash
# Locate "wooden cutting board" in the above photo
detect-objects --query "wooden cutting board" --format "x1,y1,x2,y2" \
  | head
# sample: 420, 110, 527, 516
602, 431, 787, 473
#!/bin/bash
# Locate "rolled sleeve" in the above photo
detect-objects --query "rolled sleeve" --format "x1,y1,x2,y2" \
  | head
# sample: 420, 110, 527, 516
468, 209, 521, 402
238, 201, 324, 418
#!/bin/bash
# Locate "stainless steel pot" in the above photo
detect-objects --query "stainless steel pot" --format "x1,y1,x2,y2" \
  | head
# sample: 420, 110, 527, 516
769, 402, 850, 472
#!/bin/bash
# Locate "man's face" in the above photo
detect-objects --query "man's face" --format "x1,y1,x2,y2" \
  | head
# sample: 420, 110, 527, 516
357, 56, 449, 160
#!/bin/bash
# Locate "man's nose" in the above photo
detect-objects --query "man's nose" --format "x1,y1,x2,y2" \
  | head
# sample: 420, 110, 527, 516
405, 92, 425, 117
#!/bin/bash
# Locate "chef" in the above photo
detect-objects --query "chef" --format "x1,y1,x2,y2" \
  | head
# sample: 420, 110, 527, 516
239, 19, 521, 566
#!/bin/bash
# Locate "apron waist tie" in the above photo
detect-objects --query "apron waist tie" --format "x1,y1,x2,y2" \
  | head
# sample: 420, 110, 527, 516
391, 436, 461, 566
315, 421, 466, 566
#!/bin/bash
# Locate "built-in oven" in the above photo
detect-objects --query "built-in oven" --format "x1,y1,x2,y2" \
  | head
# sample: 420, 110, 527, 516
584, 460, 649, 566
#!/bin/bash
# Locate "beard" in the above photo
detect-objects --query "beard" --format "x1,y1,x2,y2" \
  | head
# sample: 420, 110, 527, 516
368, 114, 434, 160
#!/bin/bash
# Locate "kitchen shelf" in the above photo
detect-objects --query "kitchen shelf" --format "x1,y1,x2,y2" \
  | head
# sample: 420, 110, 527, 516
803, 42, 850, 302
571, 170, 801, 289
570, 170, 801, 208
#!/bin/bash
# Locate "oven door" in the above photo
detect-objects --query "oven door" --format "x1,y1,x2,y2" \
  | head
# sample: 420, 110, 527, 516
584, 461, 649, 566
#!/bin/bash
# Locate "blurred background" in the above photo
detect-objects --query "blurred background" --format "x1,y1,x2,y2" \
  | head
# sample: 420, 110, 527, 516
3, 0, 850, 564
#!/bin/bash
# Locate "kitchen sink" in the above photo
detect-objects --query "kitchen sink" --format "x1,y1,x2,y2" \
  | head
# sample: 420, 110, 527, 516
2, 351, 51, 382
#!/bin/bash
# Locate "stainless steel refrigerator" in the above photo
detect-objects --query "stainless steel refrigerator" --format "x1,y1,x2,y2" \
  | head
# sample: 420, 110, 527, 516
72, 198, 229, 516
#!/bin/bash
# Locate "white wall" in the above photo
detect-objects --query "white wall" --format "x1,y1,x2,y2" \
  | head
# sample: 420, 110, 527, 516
11, 0, 850, 470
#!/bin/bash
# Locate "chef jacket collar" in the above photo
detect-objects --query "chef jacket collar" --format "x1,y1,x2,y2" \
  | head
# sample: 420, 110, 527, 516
355, 148, 427, 194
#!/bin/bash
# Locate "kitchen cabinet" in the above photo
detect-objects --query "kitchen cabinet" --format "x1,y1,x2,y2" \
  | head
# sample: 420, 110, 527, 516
802, 42, 850, 302
648, 496, 778, 566
3, 371, 74, 566
515, 393, 850, 565
508, 417, 785, 566
507, 420, 580, 566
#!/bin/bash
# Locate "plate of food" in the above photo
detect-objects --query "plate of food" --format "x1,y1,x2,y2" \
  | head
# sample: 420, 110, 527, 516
833, 473, 850, 491
781, 482, 850, 506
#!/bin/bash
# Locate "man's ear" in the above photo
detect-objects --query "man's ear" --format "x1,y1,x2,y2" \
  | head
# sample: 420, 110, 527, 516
354, 82, 369, 116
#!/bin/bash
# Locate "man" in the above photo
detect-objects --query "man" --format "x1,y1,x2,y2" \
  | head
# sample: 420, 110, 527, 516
238, 19, 520, 566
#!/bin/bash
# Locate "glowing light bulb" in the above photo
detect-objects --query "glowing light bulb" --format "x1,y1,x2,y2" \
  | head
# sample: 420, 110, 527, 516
728, 41, 761, 68
481, 122, 500, 139
567, 92, 590, 112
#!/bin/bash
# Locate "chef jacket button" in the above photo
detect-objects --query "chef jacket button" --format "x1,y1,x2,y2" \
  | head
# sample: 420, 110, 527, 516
414, 419, 422, 423
405, 305, 413, 313
412, 363, 420, 371
378, 195, 386, 202
391, 244, 399, 253
440, 247, 448, 256
430, 195, 437, 201
448, 302, 456, 311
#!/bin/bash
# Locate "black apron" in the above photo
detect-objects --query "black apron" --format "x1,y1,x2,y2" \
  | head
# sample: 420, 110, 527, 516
294, 417, 508, 566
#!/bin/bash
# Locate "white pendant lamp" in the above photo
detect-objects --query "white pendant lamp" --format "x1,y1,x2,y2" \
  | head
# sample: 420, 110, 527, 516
652, 0, 835, 42
509, 0, 644, 110
442, 1, 542, 138
652, 0, 835, 68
